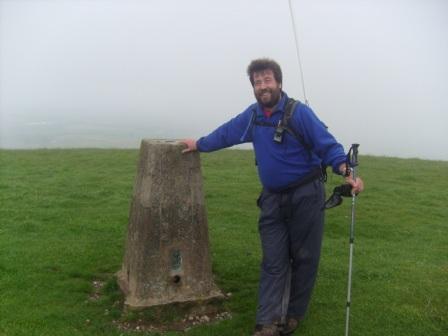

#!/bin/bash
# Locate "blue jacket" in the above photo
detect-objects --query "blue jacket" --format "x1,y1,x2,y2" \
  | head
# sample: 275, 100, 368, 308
197, 92, 347, 191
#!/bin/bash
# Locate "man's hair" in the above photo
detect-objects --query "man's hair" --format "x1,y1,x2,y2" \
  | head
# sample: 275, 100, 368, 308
247, 58, 283, 86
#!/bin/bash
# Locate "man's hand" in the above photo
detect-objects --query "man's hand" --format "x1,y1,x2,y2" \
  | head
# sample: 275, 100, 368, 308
180, 139, 198, 153
345, 175, 364, 195
338, 163, 364, 195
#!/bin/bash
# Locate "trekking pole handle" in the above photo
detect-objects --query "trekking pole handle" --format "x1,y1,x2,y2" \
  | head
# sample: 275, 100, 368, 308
349, 144, 360, 168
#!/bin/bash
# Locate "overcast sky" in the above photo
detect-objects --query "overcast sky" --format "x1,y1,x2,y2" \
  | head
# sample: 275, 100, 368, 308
0, 0, 447, 160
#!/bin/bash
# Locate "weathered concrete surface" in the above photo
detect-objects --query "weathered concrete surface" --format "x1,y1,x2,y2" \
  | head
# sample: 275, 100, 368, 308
117, 139, 223, 308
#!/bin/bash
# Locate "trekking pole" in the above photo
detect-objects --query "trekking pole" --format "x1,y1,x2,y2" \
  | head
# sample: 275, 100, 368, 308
345, 144, 359, 336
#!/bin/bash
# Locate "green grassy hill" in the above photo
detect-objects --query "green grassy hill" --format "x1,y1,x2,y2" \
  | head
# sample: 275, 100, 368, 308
0, 149, 446, 335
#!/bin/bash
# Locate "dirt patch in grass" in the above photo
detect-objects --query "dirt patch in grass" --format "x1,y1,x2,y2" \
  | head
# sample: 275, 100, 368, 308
89, 280, 105, 301
113, 310, 232, 333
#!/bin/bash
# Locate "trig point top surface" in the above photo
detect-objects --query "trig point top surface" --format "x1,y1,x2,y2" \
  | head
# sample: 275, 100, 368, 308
142, 139, 183, 146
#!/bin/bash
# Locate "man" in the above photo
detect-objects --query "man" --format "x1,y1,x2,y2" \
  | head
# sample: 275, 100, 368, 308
182, 58, 364, 336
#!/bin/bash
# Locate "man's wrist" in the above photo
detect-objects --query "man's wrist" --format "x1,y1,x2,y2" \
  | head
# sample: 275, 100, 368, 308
339, 165, 351, 177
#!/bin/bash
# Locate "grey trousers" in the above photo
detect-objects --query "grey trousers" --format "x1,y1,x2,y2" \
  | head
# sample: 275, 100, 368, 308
255, 178, 325, 325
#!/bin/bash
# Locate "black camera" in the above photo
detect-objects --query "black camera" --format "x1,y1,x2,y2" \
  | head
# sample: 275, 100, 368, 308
273, 120, 284, 143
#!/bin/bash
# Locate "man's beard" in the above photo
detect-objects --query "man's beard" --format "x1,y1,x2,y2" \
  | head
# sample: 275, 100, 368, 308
256, 88, 281, 108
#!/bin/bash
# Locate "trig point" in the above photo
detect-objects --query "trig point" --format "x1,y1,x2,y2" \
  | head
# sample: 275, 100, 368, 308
117, 139, 223, 308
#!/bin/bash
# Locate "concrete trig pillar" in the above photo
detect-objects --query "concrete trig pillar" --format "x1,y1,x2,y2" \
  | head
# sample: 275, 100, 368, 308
117, 139, 223, 308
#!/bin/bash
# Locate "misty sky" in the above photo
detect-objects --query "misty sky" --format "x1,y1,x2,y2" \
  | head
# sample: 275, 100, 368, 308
0, 0, 447, 160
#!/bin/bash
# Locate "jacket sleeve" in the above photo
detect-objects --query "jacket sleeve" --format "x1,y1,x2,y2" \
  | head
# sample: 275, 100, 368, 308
197, 108, 253, 152
291, 103, 347, 174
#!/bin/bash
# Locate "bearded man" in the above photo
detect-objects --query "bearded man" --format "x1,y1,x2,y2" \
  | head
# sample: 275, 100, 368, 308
182, 58, 364, 336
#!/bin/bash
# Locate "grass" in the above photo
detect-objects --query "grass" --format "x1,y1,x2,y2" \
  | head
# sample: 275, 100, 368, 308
0, 148, 447, 336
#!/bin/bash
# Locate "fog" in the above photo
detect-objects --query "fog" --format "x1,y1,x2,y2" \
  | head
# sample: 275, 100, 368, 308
1, 0, 447, 160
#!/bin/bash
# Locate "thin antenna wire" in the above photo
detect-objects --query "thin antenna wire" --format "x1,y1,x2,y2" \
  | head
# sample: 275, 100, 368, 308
288, 0, 309, 105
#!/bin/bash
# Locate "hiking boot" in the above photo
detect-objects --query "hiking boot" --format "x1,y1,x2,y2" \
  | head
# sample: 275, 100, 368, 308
279, 317, 300, 335
252, 324, 281, 336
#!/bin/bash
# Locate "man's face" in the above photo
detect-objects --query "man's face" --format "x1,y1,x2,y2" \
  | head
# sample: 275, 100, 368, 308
253, 69, 282, 108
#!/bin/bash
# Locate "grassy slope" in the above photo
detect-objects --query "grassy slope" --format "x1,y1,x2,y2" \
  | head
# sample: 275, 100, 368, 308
0, 149, 446, 336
